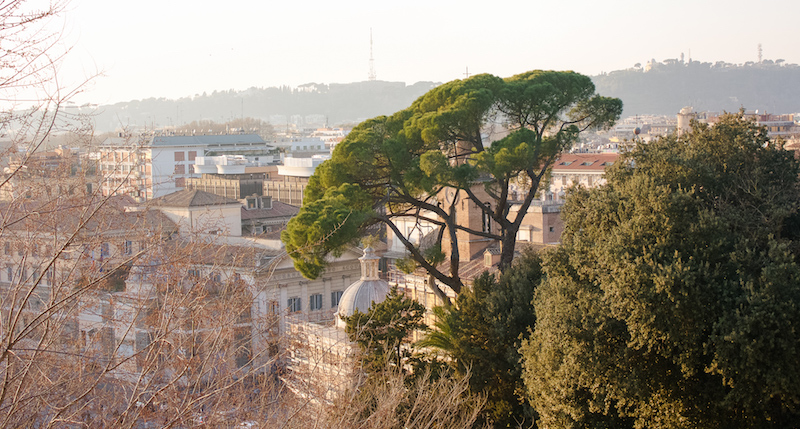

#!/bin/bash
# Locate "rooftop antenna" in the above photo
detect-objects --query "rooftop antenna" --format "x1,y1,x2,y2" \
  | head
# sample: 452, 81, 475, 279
464, 67, 471, 79
758, 43, 763, 63
368, 28, 377, 81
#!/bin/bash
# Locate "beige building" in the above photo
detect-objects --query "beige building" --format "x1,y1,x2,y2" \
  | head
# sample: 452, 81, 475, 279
548, 153, 619, 202
281, 247, 389, 402
148, 189, 244, 236
262, 155, 329, 206
186, 172, 266, 200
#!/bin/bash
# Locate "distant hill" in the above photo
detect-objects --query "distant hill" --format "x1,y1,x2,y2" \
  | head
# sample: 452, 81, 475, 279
89, 80, 440, 133
85, 61, 800, 133
592, 60, 800, 116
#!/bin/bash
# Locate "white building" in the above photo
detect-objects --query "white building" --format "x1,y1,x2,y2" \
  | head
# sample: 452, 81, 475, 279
97, 134, 273, 201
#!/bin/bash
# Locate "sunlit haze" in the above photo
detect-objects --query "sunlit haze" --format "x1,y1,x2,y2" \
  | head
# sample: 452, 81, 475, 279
59, 0, 800, 105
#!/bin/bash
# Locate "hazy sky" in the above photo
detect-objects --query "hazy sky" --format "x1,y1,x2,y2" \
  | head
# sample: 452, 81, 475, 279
56, 0, 799, 105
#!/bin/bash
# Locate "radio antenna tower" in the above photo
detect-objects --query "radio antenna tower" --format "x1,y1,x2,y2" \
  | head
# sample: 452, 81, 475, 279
368, 28, 377, 81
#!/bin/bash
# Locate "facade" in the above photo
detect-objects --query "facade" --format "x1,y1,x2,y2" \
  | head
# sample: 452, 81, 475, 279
548, 153, 619, 202
262, 155, 329, 206
186, 172, 266, 200
148, 189, 244, 236
310, 127, 347, 150
97, 134, 274, 201
184, 172, 299, 236
0, 195, 181, 374
283, 247, 389, 402
240, 198, 299, 236
1, 146, 95, 201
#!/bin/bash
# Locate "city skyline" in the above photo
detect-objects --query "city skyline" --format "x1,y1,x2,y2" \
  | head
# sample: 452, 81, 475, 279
56, 0, 800, 105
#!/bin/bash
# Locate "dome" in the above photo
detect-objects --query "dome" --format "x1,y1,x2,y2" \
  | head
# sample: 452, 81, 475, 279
336, 247, 390, 328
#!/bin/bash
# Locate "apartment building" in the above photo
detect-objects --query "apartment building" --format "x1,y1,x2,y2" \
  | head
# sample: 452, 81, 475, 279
97, 134, 274, 201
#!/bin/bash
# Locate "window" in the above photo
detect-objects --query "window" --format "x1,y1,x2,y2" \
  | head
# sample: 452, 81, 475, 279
4, 242, 9, 255
100, 243, 110, 258
549, 226, 555, 233
188, 151, 197, 161
174, 164, 185, 174
287, 297, 302, 313
123, 240, 132, 256
331, 290, 343, 307
187, 269, 200, 278
310, 293, 323, 311
175, 177, 186, 188
7, 267, 12, 283
174, 151, 185, 161
482, 203, 492, 234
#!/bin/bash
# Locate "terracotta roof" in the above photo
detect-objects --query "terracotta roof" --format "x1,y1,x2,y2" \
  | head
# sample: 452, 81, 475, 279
149, 189, 240, 208
432, 242, 556, 285
552, 153, 619, 172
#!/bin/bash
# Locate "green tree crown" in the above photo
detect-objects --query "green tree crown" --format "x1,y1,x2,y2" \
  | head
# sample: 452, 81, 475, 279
282, 71, 622, 294
522, 113, 800, 428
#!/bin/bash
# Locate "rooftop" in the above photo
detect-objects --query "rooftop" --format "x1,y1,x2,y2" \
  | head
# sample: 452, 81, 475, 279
100, 134, 268, 148
240, 201, 299, 220
552, 153, 619, 171
149, 189, 241, 208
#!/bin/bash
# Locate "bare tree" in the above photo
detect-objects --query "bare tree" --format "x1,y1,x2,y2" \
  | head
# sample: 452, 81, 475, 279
0, 3, 485, 427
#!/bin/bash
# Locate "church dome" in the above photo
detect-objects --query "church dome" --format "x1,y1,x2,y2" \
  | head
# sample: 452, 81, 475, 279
336, 247, 390, 329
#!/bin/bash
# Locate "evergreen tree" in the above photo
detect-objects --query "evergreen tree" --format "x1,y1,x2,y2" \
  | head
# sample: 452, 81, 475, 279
421, 250, 543, 427
521, 113, 800, 428
343, 286, 427, 373
282, 71, 621, 294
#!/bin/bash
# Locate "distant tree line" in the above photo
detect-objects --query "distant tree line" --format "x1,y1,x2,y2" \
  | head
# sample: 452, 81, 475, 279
88, 81, 439, 133
81, 59, 800, 134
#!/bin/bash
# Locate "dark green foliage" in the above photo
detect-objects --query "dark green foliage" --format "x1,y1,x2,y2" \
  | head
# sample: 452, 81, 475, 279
281, 183, 373, 279
343, 286, 427, 374
420, 250, 543, 427
282, 71, 621, 292
521, 114, 800, 428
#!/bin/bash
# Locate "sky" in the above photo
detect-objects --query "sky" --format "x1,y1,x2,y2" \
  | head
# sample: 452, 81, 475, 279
51, 0, 800, 105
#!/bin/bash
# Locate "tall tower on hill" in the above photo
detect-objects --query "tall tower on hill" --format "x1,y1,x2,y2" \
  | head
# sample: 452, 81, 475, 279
368, 28, 377, 81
